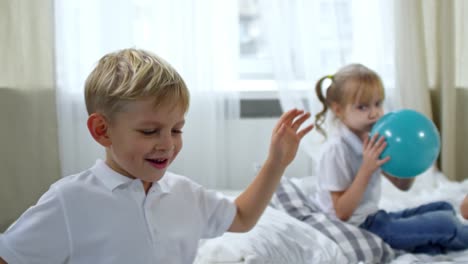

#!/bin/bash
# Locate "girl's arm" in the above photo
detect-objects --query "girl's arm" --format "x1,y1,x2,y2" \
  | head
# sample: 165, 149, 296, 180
382, 172, 414, 191
331, 134, 389, 221
229, 109, 313, 232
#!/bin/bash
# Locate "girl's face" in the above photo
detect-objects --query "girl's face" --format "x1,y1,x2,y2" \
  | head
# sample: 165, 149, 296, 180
104, 98, 185, 190
336, 92, 384, 140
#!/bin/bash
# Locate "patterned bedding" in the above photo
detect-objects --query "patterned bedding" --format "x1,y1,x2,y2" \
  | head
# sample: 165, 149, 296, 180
196, 169, 468, 263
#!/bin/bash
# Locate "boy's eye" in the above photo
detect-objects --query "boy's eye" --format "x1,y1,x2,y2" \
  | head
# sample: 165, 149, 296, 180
139, 129, 183, 135
376, 101, 382, 107
140, 129, 158, 135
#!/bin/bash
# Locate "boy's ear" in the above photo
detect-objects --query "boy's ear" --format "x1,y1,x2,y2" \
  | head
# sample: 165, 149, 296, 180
87, 113, 112, 147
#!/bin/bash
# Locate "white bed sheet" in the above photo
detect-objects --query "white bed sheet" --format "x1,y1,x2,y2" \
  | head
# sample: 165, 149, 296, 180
196, 168, 468, 263
195, 206, 347, 264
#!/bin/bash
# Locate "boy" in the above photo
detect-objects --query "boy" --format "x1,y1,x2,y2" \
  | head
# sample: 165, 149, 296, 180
0, 48, 313, 263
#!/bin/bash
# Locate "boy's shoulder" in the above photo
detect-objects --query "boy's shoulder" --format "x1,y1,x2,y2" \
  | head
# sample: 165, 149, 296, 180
49, 168, 207, 199
160, 171, 204, 192
49, 169, 100, 194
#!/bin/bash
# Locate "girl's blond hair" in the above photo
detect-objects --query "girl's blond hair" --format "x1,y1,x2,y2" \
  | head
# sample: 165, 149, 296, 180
314, 63, 385, 138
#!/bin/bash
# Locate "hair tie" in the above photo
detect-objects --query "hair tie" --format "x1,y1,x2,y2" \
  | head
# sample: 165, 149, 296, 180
328, 75, 334, 80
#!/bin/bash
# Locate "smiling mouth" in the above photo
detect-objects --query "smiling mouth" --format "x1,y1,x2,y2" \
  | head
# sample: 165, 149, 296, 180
145, 158, 169, 169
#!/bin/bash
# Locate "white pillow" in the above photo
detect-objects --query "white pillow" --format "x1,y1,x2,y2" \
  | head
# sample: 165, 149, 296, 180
195, 206, 346, 264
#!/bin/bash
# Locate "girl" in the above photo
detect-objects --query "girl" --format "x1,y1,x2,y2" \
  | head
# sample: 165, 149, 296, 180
313, 63, 468, 254
461, 195, 468, 220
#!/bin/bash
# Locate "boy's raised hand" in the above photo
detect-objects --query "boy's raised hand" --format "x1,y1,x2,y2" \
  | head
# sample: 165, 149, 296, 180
229, 108, 313, 233
268, 109, 314, 168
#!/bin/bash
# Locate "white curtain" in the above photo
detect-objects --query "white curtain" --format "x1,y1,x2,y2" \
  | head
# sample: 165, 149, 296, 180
54, 0, 240, 188
393, 0, 432, 118
262, 0, 468, 181
259, 0, 396, 163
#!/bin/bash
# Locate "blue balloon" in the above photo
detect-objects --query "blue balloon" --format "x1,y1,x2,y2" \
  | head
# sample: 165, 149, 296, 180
370, 109, 441, 178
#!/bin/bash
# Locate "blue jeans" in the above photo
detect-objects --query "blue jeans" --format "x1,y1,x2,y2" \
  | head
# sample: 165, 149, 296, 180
359, 201, 468, 254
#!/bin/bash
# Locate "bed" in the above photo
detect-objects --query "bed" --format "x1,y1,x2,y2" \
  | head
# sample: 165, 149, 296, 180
195, 168, 468, 264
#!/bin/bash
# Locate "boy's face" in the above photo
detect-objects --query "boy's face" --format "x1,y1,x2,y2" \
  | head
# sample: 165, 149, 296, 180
104, 98, 185, 184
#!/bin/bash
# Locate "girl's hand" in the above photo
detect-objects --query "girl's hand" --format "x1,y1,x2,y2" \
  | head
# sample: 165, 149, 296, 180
461, 195, 468, 220
268, 109, 314, 168
360, 133, 390, 177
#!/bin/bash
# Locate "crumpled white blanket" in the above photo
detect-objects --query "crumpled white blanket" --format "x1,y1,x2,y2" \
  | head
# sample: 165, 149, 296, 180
195, 168, 468, 264
195, 205, 347, 264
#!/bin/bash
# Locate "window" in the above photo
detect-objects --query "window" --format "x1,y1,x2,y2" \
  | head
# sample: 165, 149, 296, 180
110, 0, 390, 95
237, 0, 356, 93
239, 0, 273, 80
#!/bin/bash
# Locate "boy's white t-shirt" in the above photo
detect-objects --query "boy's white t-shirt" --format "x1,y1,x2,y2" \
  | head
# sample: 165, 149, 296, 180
315, 124, 381, 226
0, 160, 236, 264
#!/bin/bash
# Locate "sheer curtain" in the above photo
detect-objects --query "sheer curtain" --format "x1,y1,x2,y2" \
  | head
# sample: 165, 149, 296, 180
261, 0, 468, 181
54, 0, 240, 188
259, 0, 395, 163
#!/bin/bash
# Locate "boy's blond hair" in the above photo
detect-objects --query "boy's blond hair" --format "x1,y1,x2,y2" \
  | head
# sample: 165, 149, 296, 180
84, 48, 190, 120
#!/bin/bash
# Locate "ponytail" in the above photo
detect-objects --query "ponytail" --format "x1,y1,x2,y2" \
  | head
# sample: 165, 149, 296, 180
314, 75, 332, 138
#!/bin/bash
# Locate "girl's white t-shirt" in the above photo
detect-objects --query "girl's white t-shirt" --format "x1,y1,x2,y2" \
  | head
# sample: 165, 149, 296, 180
314, 124, 382, 226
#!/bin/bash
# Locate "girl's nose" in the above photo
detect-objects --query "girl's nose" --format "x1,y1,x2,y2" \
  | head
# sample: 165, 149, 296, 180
369, 107, 381, 119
